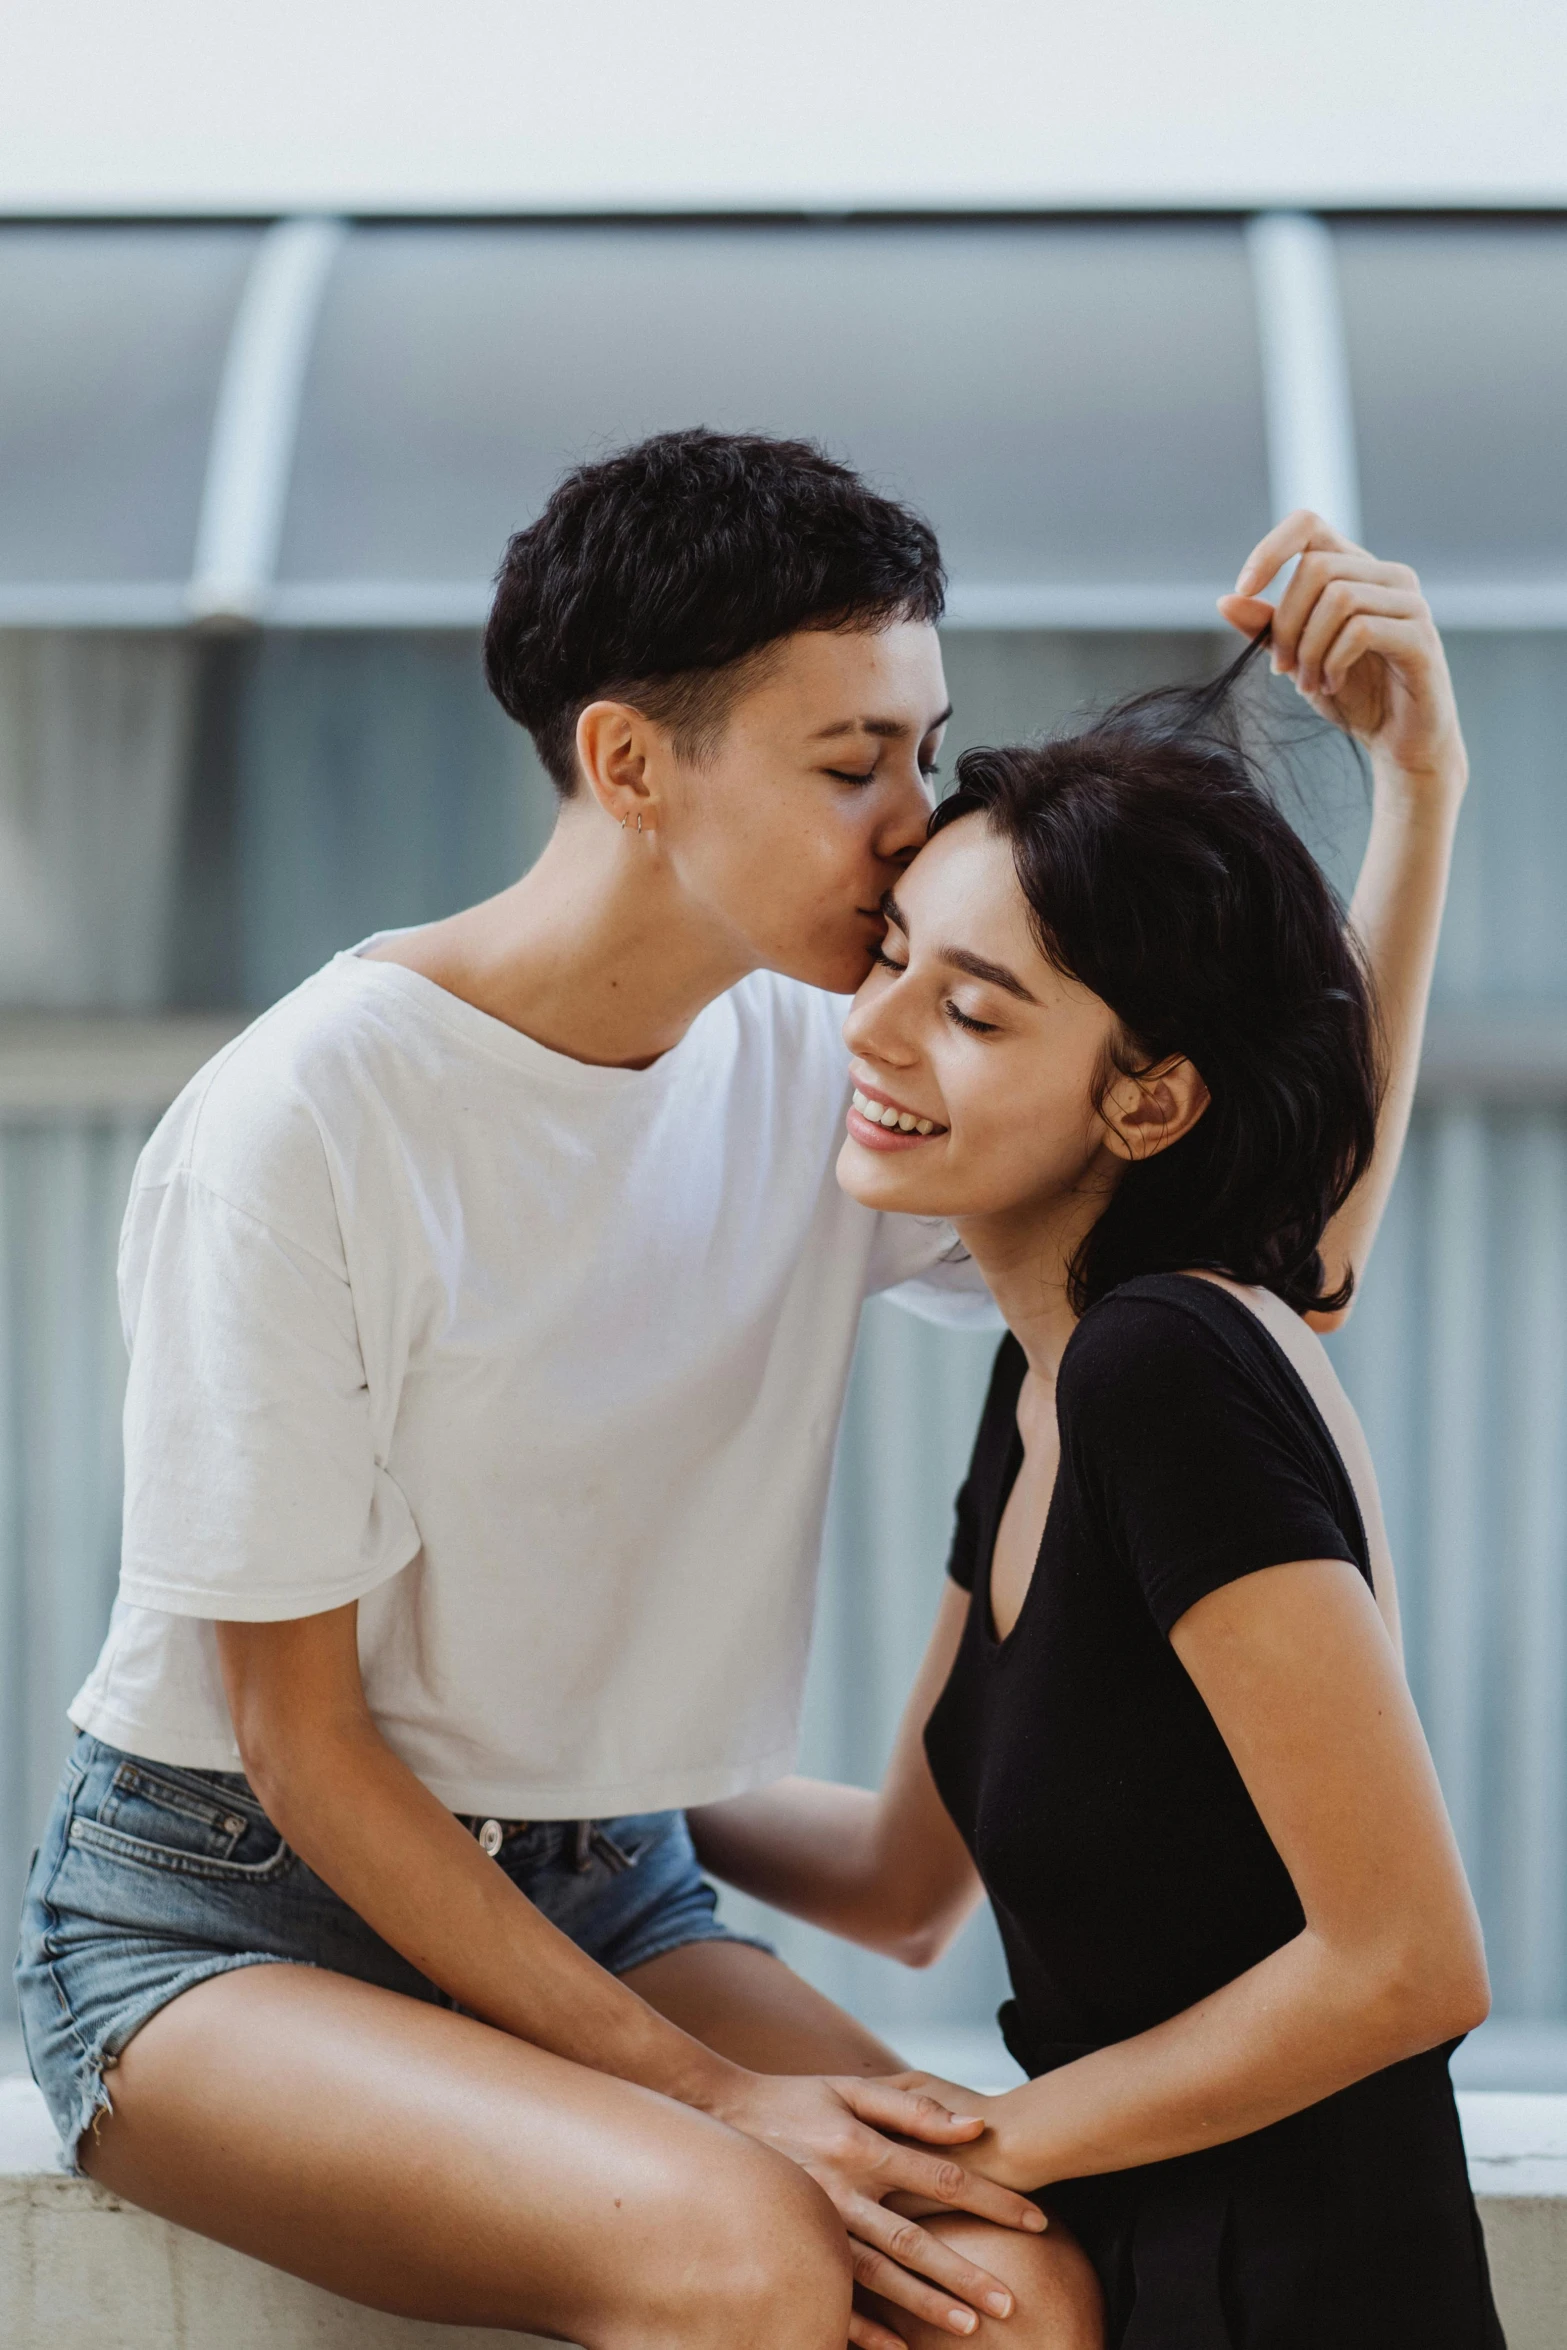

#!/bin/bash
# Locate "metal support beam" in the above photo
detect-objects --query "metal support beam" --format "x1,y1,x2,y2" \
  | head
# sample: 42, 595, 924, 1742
187, 216, 346, 626
1246, 212, 1362, 541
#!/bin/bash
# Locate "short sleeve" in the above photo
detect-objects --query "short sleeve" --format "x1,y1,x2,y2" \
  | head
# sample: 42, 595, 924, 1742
117, 1167, 420, 1620
1062, 1294, 1356, 1636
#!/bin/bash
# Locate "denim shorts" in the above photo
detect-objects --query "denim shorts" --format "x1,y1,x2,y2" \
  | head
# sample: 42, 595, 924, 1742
15, 1731, 771, 2171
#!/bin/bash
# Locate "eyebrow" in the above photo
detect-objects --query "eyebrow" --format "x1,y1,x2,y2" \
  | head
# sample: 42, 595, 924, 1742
810, 704, 953, 743
881, 892, 1040, 1005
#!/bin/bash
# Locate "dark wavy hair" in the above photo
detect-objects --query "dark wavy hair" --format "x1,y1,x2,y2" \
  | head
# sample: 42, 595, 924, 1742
485, 428, 945, 792
928, 633, 1382, 1317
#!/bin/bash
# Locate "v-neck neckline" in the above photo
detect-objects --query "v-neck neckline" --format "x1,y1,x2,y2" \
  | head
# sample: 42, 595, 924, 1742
979, 1342, 1058, 1654
973, 1276, 1376, 1661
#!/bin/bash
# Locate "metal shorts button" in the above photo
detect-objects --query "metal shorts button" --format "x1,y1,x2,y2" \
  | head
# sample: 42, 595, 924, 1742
478, 1819, 504, 1857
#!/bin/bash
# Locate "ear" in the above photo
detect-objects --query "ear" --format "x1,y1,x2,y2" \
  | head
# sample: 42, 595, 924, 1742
574, 700, 661, 832
1100, 1055, 1210, 1162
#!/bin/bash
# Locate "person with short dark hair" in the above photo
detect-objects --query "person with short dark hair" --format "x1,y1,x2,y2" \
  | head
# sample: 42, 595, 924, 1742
17, 432, 1468, 2348
692, 624, 1497, 2346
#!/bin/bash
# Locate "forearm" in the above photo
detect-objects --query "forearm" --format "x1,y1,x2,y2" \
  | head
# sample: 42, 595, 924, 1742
693, 1761, 982, 1968
1316, 748, 1464, 1305
692, 1777, 917, 1955
252, 1712, 737, 2110
981, 1920, 1484, 2194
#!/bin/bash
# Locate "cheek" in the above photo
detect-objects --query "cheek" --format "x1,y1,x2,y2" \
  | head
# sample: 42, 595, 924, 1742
948, 1070, 1101, 1187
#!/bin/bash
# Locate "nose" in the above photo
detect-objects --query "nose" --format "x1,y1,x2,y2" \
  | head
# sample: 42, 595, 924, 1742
843, 965, 918, 1070
875, 760, 936, 869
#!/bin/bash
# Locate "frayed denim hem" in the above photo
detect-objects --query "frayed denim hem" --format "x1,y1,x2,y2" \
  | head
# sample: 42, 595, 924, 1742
50, 1952, 298, 2177
610, 1921, 776, 1977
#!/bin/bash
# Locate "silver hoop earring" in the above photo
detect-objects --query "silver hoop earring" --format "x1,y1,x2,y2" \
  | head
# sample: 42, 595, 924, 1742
620, 814, 628, 830
637, 812, 643, 834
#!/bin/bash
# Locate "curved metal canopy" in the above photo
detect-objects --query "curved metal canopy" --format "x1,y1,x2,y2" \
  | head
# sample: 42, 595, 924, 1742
0, 215, 1562, 629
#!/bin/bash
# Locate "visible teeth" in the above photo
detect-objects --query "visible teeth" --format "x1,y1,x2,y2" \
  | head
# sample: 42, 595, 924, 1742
851, 1086, 938, 1135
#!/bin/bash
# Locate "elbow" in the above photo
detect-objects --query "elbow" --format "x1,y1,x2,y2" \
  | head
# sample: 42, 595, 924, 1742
1362, 1932, 1491, 2056
231, 1726, 293, 1827
882, 1898, 971, 1971
887, 1924, 948, 1971
228, 1704, 336, 1835
1437, 1951, 1493, 2041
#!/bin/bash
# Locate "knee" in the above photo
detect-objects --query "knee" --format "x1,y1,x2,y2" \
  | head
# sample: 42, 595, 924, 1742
693, 2152, 852, 2350
925, 2216, 1104, 2350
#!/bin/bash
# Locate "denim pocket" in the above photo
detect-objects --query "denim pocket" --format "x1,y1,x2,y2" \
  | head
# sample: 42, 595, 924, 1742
70, 1758, 292, 1884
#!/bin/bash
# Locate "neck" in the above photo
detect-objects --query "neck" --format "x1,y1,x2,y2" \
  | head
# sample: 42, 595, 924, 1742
953, 1177, 1115, 1385
398, 803, 756, 1069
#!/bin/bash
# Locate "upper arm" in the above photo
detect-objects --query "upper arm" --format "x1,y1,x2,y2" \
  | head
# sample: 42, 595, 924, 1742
216, 1600, 373, 1790
1170, 1560, 1482, 1980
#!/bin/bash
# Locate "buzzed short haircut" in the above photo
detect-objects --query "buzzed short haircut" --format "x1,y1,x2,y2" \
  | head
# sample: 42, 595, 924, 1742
484, 427, 946, 793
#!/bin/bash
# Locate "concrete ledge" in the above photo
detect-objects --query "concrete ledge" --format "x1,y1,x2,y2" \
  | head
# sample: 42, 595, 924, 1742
4, 2075, 1566, 2349
0, 2078, 553, 2350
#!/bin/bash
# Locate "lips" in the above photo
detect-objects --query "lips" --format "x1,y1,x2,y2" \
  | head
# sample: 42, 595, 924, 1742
845, 1079, 947, 1152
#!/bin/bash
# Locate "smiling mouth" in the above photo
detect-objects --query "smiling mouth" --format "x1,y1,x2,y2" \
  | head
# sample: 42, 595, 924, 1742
846, 1082, 947, 1150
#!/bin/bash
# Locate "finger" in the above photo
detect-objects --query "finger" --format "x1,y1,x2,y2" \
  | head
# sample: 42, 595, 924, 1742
1295, 583, 1425, 697
851, 2206, 1027, 2321
1233, 509, 1361, 597
1269, 552, 1422, 669
1318, 613, 1431, 701
1216, 591, 1276, 641
836, 2079, 986, 2142
849, 2305, 910, 2350
877, 2146, 1047, 2233
849, 2233, 984, 2336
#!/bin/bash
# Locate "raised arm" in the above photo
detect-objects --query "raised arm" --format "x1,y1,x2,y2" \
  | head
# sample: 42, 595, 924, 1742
1218, 513, 1468, 1321
690, 1581, 984, 1967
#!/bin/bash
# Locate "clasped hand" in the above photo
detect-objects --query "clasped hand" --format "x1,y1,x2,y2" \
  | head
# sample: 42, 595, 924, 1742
714, 2068, 1042, 2347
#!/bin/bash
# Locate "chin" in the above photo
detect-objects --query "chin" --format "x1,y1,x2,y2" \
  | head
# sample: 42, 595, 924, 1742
765, 930, 879, 999
834, 1135, 948, 1216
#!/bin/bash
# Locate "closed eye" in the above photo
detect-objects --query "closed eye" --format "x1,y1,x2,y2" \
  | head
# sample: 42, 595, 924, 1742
946, 1000, 999, 1035
827, 767, 878, 786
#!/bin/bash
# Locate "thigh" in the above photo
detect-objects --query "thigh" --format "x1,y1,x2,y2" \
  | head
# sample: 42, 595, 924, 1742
860, 2214, 1105, 2350
85, 1959, 842, 2348
624, 1937, 904, 2073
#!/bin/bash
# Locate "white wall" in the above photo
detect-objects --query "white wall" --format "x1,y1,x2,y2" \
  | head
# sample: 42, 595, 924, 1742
2, 0, 1565, 216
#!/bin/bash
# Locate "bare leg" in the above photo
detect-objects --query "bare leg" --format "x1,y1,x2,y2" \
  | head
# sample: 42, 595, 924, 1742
861, 2217, 1105, 2350
628, 1942, 1105, 2345
84, 1962, 851, 2350
624, 1939, 904, 2073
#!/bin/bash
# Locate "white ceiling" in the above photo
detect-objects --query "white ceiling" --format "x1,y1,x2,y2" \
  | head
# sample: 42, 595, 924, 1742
2, 0, 1565, 215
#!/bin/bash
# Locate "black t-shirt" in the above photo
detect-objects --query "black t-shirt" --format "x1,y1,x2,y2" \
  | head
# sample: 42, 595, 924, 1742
923, 1275, 1503, 2348
925, 1272, 1369, 2059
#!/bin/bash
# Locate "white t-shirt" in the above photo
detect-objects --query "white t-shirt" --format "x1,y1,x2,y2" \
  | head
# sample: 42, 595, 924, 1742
71, 949, 990, 1816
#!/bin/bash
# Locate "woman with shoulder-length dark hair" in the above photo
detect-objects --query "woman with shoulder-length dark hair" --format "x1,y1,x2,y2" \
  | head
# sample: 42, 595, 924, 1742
693, 627, 1503, 2349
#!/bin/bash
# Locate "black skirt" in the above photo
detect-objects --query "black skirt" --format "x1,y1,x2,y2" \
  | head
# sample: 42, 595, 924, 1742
1006, 2017, 1506, 2350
